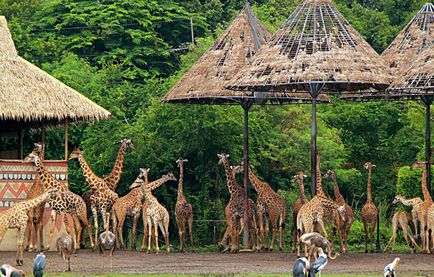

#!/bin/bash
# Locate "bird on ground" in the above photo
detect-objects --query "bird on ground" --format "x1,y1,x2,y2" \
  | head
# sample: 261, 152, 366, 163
99, 230, 116, 256
293, 257, 310, 277
384, 257, 400, 277
0, 264, 25, 277
309, 248, 328, 277
56, 233, 73, 272
33, 252, 46, 277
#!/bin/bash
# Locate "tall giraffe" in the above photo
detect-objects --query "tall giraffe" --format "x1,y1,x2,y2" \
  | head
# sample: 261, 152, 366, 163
248, 165, 287, 251
133, 173, 176, 253
313, 154, 345, 254
0, 188, 58, 266
361, 162, 378, 253
219, 165, 259, 252
323, 169, 354, 253
111, 168, 149, 250
25, 142, 45, 252
392, 195, 423, 239
140, 172, 176, 251
291, 172, 308, 253
24, 151, 95, 251
411, 161, 433, 253
175, 158, 194, 253
69, 147, 118, 247
217, 153, 246, 253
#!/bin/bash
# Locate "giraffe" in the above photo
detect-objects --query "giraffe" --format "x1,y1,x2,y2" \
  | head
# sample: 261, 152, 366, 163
392, 195, 423, 239
175, 158, 194, 253
80, 138, 133, 247
323, 169, 354, 253
291, 172, 308, 253
411, 161, 433, 253
25, 142, 46, 252
134, 172, 176, 253
312, 155, 345, 254
219, 164, 259, 252
217, 153, 249, 253
111, 168, 149, 250
361, 162, 378, 253
69, 147, 118, 247
24, 151, 95, 251
383, 211, 420, 253
0, 188, 58, 266
248, 165, 287, 251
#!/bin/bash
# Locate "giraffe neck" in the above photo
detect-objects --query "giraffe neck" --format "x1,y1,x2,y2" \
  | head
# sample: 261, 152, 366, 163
222, 159, 237, 195
248, 167, 269, 194
34, 159, 64, 191
317, 194, 339, 209
20, 190, 51, 210
367, 167, 373, 202
77, 155, 102, 190
398, 197, 419, 207
316, 156, 325, 196
104, 144, 127, 190
332, 174, 345, 203
421, 166, 432, 202
297, 181, 307, 204
143, 176, 170, 193
177, 164, 186, 202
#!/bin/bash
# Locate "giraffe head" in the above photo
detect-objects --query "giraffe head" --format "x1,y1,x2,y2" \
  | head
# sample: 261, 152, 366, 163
363, 162, 376, 170
323, 169, 335, 180
176, 158, 188, 167
337, 204, 346, 221
411, 160, 426, 170
129, 177, 146, 190
68, 146, 83, 160
121, 138, 134, 150
392, 195, 403, 204
44, 188, 61, 200
292, 171, 306, 185
33, 142, 44, 155
230, 165, 243, 179
23, 152, 41, 165
138, 168, 150, 179
163, 172, 177, 182
217, 153, 230, 165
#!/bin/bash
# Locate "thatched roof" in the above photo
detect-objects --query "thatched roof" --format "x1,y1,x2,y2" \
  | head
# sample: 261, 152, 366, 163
163, 2, 328, 104
0, 16, 111, 126
382, 3, 434, 78
388, 42, 434, 95
228, 0, 391, 94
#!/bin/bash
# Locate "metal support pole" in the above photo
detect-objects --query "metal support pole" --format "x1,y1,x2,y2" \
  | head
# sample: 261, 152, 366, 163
64, 120, 69, 160
375, 209, 381, 252
422, 96, 433, 194
242, 99, 253, 250
190, 18, 195, 46
309, 83, 322, 197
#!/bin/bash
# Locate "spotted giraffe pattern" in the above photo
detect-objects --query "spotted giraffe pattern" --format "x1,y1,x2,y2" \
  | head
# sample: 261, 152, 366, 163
24, 151, 95, 251
0, 188, 58, 265
392, 195, 422, 239
112, 168, 149, 250
138, 173, 176, 253
69, 147, 118, 247
361, 162, 378, 253
175, 158, 194, 252
384, 211, 419, 253
248, 165, 287, 251
323, 169, 354, 253
291, 172, 308, 253
411, 161, 433, 253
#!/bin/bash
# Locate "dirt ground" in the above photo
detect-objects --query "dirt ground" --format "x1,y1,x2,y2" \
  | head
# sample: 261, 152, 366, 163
0, 251, 433, 276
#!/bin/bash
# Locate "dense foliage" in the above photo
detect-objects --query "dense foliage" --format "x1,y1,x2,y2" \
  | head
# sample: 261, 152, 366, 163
1, 0, 431, 246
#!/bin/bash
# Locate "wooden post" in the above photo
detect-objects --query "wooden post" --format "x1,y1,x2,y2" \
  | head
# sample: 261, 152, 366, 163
64, 120, 69, 160
19, 127, 24, 159
41, 123, 45, 146
190, 17, 195, 46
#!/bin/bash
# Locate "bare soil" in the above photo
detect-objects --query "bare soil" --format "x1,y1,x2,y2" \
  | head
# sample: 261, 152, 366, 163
0, 251, 433, 276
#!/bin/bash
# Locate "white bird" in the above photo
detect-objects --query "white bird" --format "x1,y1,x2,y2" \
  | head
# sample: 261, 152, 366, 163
384, 257, 400, 277
33, 252, 46, 277
309, 248, 328, 277
293, 257, 310, 277
0, 264, 25, 277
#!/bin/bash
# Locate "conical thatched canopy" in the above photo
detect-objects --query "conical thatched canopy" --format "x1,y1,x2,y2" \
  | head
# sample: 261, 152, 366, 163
163, 2, 328, 104
0, 16, 111, 126
382, 3, 434, 78
228, 0, 391, 94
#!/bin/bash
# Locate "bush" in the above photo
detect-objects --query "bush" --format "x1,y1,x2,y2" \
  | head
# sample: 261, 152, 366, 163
396, 165, 434, 198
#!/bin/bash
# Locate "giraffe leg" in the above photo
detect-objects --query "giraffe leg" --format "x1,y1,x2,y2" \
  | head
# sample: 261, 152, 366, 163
257, 210, 265, 251
369, 223, 376, 253
269, 219, 277, 252
153, 220, 160, 254
264, 215, 270, 250
16, 227, 25, 266
25, 220, 34, 252
92, 206, 99, 247
176, 218, 184, 253
141, 208, 148, 252
46, 210, 57, 251
78, 212, 94, 249
37, 217, 44, 252
188, 215, 194, 252
147, 218, 153, 253
279, 213, 284, 251
132, 212, 140, 251
117, 215, 126, 250
363, 221, 368, 253
73, 215, 82, 251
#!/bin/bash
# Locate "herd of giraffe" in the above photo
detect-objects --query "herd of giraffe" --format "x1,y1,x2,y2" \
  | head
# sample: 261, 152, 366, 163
0, 138, 433, 266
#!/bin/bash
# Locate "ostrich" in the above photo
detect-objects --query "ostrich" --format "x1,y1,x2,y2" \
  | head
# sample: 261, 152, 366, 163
99, 230, 116, 256
299, 232, 339, 261
56, 233, 73, 272
0, 264, 25, 277
33, 252, 45, 277
384, 258, 400, 277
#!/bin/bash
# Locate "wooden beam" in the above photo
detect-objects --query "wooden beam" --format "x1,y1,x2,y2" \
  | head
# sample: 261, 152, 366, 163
64, 121, 69, 160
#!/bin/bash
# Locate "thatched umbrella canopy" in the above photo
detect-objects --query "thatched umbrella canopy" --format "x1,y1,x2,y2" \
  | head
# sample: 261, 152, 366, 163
163, 2, 328, 250
228, 0, 391, 195
0, 16, 111, 128
344, 2, 434, 192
